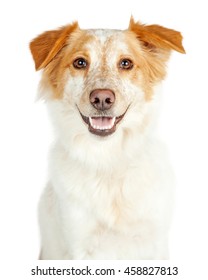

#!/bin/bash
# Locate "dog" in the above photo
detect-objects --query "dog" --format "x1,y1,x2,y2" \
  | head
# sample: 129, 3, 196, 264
30, 17, 185, 260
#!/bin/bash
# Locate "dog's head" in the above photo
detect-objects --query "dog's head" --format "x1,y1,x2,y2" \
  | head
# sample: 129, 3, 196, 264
30, 18, 185, 144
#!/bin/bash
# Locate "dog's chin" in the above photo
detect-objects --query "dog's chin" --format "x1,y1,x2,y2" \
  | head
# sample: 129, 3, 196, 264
78, 108, 128, 137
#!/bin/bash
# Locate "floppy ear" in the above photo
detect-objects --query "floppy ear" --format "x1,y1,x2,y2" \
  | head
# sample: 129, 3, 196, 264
30, 22, 79, 70
128, 17, 185, 54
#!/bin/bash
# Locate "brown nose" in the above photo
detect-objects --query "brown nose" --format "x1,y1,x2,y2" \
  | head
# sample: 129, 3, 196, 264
90, 89, 115, 111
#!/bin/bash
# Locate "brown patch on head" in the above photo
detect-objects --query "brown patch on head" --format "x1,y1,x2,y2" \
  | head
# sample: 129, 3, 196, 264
30, 22, 79, 70
122, 31, 166, 100
30, 22, 81, 99
41, 30, 94, 99
30, 23, 95, 99
127, 17, 185, 100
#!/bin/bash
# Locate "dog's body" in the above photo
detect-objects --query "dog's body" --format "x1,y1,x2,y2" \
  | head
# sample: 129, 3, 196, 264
30, 18, 185, 259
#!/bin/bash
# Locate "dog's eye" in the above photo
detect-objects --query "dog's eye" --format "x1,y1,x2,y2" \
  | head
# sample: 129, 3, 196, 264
73, 58, 88, 69
119, 59, 134, 70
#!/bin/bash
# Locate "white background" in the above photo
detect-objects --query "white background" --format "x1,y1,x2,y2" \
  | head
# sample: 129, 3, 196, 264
0, 0, 208, 278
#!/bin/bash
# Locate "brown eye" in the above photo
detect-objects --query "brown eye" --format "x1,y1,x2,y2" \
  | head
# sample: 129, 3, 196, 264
73, 58, 88, 69
119, 58, 133, 70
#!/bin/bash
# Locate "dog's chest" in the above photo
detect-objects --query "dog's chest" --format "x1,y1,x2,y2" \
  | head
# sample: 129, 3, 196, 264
49, 143, 173, 259
53, 153, 172, 232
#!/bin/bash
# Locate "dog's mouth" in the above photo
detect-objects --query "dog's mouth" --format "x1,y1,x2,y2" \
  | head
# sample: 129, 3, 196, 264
78, 109, 128, 137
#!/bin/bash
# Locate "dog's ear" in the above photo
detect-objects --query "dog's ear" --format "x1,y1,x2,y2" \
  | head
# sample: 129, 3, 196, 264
30, 22, 79, 70
128, 17, 185, 54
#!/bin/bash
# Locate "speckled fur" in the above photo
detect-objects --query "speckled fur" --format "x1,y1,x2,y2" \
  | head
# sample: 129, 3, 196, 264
30, 18, 185, 259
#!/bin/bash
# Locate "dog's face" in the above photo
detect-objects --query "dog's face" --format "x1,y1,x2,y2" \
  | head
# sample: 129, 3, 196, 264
30, 18, 184, 140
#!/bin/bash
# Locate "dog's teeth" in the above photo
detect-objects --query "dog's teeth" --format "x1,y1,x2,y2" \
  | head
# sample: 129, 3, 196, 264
89, 116, 116, 130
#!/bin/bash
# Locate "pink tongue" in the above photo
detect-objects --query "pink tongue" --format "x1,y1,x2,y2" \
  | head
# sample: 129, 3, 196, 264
91, 117, 114, 128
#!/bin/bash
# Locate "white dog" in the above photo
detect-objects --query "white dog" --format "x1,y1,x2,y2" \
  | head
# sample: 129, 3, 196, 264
30, 18, 185, 259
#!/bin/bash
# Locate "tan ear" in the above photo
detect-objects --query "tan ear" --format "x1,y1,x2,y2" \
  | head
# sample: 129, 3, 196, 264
30, 22, 79, 70
128, 17, 185, 54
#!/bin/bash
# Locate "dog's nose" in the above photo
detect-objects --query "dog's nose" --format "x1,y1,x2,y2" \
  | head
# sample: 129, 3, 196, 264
90, 89, 115, 110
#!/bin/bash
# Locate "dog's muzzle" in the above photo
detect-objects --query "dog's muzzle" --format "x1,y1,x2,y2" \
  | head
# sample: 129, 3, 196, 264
78, 89, 129, 137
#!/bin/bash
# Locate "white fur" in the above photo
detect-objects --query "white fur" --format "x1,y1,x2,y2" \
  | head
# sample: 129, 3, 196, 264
38, 29, 175, 260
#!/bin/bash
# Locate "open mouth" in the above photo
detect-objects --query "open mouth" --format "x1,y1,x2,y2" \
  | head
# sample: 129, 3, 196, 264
79, 110, 127, 137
